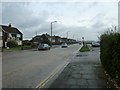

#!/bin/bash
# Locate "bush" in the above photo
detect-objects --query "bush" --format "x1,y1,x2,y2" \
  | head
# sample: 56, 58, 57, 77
7, 40, 18, 48
31, 42, 38, 47
100, 33, 120, 86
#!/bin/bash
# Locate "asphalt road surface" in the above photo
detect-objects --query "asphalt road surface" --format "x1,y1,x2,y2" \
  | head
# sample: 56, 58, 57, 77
2, 44, 81, 88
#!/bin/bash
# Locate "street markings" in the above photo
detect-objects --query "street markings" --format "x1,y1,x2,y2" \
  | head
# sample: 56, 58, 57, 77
33, 45, 80, 90
33, 60, 69, 90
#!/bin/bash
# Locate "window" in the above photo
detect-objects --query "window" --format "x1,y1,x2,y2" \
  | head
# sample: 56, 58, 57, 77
0, 31, 2, 36
9, 33, 12, 37
17, 34, 21, 38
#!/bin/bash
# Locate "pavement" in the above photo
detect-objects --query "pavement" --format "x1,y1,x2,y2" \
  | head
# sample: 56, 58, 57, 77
49, 46, 116, 89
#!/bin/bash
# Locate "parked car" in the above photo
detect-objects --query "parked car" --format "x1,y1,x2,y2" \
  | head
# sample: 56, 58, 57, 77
91, 41, 100, 47
61, 43, 68, 48
38, 43, 50, 50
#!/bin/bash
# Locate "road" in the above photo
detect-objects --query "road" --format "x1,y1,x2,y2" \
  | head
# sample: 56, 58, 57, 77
2, 44, 81, 88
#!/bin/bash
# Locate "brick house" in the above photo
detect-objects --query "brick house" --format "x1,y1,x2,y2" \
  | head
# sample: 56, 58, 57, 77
32, 33, 56, 45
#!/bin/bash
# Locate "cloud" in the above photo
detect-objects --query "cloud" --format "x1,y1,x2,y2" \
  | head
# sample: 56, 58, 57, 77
2, 2, 49, 29
88, 2, 98, 8
2, 2, 51, 39
1, 2, 117, 41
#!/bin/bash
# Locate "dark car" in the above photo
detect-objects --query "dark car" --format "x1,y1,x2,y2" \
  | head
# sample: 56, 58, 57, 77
38, 44, 50, 50
91, 41, 100, 47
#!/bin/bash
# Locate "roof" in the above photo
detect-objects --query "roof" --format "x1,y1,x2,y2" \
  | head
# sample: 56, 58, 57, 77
54, 36, 61, 39
42, 34, 51, 38
1, 25, 22, 34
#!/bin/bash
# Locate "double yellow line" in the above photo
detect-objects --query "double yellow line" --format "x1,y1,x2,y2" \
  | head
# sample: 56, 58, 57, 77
33, 63, 66, 90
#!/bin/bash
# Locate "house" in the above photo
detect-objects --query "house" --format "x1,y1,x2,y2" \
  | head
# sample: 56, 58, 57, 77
53, 36, 62, 44
0, 24, 23, 47
61, 38, 68, 43
32, 33, 56, 45
32, 35, 42, 44
68, 39, 77, 44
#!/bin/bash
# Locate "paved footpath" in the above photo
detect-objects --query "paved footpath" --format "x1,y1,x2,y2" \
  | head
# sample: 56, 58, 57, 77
49, 46, 116, 88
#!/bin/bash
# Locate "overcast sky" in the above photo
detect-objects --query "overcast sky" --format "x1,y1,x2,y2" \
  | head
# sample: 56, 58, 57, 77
1, 0, 118, 41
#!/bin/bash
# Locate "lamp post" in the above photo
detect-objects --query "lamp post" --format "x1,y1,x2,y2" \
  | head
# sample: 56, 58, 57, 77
66, 31, 70, 39
51, 21, 57, 47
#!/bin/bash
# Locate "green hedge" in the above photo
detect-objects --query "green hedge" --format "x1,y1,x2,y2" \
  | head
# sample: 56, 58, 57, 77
7, 40, 18, 48
100, 33, 120, 86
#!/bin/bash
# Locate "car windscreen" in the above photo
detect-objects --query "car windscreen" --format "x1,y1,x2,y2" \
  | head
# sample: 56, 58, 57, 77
39, 44, 45, 47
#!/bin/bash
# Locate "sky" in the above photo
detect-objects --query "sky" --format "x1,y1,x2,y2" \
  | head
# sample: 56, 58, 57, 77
1, 0, 118, 41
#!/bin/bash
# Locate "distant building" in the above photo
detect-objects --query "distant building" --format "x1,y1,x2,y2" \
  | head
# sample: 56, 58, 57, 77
53, 36, 62, 44
32, 35, 42, 44
32, 33, 77, 45
32, 33, 56, 45
61, 38, 68, 43
0, 24, 23, 47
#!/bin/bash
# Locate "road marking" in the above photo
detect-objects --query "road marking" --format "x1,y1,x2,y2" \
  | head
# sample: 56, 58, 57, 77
33, 60, 69, 90
33, 45, 80, 90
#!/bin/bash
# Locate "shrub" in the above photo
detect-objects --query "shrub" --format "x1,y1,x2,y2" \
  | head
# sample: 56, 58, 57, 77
7, 40, 18, 48
100, 33, 120, 86
31, 42, 38, 47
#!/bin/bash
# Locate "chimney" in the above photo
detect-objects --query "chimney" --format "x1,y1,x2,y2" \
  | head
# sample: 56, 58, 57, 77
8, 23, 12, 27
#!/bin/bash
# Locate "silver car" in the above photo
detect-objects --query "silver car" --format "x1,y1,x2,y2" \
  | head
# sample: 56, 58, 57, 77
92, 41, 100, 47
61, 43, 68, 48
38, 44, 50, 50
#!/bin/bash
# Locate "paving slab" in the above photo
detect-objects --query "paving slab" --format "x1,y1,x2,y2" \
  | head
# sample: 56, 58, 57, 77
49, 47, 117, 89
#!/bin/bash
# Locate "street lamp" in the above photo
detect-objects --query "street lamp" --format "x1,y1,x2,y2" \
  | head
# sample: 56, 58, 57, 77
51, 21, 57, 47
66, 31, 70, 39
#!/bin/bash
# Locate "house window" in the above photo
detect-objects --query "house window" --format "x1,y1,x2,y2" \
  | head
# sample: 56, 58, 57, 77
17, 34, 21, 38
9, 33, 12, 37
11, 34, 16, 38
0, 31, 2, 36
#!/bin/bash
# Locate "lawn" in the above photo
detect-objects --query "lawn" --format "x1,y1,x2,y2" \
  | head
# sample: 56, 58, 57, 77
3, 45, 33, 50
79, 45, 91, 52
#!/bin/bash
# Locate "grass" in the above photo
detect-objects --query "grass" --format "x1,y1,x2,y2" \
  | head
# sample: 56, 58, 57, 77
79, 45, 91, 52
3, 45, 33, 50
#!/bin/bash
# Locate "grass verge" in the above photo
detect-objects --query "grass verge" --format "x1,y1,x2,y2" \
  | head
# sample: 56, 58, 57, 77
79, 45, 90, 52
3, 45, 33, 50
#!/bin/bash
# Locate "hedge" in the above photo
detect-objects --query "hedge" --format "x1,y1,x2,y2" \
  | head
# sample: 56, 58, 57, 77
100, 33, 120, 86
7, 40, 18, 48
